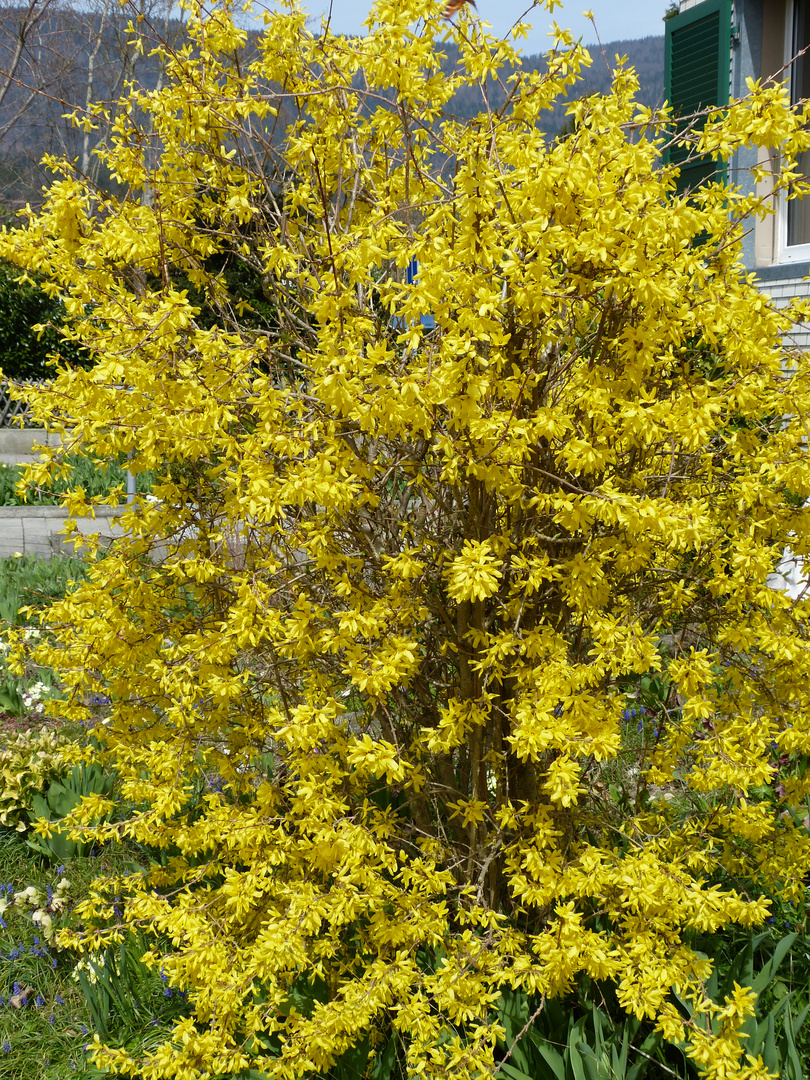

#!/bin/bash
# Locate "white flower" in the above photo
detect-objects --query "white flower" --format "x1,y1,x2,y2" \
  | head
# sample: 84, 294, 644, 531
14, 886, 42, 907
31, 909, 54, 940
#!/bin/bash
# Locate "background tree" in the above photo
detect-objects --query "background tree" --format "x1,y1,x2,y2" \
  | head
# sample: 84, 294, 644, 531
0, 256, 84, 379
0, 0, 181, 211
2, 2, 810, 1079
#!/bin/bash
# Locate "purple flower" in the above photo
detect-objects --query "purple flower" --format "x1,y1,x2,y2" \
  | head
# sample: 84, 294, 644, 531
55, 995, 63, 1005
637, 719, 643, 733
35, 994, 45, 1007
2, 1040, 9, 1052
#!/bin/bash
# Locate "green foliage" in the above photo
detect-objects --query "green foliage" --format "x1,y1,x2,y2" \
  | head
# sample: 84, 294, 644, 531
0, 553, 88, 626
76, 930, 190, 1046
28, 764, 118, 862
0, 857, 94, 1078
0, 453, 154, 507
492, 930, 810, 1080
497, 988, 662, 1080
0, 555, 87, 725
676, 930, 810, 1080
0, 259, 86, 381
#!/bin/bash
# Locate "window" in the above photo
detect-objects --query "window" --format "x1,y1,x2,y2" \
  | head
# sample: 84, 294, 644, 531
664, 0, 732, 194
784, 0, 810, 253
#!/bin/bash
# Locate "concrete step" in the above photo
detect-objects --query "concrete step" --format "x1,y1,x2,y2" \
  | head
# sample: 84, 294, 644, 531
0, 505, 124, 560
0, 428, 62, 462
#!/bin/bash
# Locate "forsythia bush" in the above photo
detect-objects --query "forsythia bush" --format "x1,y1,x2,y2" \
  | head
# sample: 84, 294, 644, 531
2, 1, 810, 1076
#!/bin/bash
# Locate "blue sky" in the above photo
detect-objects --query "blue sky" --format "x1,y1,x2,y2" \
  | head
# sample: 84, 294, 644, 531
245, 1, 670, 57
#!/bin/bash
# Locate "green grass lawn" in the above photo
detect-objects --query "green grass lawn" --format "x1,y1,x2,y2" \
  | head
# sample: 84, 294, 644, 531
0, 830, 103, 1078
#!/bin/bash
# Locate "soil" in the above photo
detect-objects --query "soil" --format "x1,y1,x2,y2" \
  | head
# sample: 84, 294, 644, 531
0, 711, 60, 737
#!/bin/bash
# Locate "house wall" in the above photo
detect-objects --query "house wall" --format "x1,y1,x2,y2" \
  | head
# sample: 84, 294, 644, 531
726, 0, 810, 340
675, 2, 810, 339
755, 266, 810, 347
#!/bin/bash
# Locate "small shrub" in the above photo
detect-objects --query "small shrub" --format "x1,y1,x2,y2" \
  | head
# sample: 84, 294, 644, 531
0, 258, 87, 381
0, 728, 69, 833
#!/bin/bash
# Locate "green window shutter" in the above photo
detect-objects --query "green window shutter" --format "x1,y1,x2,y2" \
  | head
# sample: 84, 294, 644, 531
664, 0, 732, 193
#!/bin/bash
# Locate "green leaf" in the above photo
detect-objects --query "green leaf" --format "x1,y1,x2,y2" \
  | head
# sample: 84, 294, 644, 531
567, 1022, 587, 1080
368, 1034, 397, 1080
500, 1062, 546, 1080
783, 1001, 805, 1080
77, 968, 110, 1040
520, 1034, 567, 1080
752, 934, 798, 995
333, 1035, 370, 1080
278, 974, 328, 1017
577, 1042, 612, 1080
762, 1012, 777, 1075
625, 1028, 663, 1080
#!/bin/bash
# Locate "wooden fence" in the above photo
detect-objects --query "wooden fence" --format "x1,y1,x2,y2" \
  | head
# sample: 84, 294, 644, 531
0, 383, 41, 428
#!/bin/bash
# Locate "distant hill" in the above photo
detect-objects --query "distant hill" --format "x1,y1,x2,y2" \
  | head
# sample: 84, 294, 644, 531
441, 35, 665, 134
0, 8, 664, 212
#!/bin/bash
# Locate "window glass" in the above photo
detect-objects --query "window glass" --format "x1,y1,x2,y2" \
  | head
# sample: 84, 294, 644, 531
788, 0, 810, 245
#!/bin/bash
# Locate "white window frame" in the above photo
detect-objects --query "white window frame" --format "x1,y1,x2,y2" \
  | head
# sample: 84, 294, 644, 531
778, 0, 810, 262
